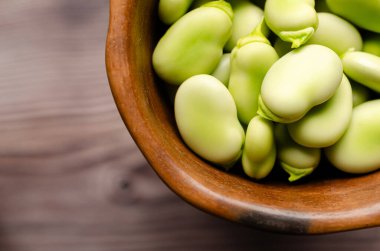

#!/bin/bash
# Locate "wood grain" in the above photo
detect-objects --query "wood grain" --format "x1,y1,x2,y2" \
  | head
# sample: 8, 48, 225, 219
0, 0, 379, 250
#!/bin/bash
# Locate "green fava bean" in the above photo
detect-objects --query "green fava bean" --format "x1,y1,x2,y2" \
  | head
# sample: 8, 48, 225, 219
258, 44, 343, 123
242, 116, 276, 179
325, 100, 380, 174
287, 75, 353, 148
228, 21, 279, 125
211, 53, 231, 86
275, 125, 321, 182
326, 0, 380, 33
153, 1, 233, 85
158, 0, 194, 25
342, 51, 380, 93
363, 35, 380, 57
306, 12, 363, 56
174, 74, 245, 167
264, 0, 318, 48
274, 12, 363, 57
224, 1, 265, 51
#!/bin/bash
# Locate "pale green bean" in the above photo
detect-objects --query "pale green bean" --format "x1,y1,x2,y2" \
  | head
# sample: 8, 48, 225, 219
242, 116, 276, 179
258, 44, 343, 123
211, 53, 231, 86
274, 12, 363, 57
287, 75, 353, 148
228, 21, 279, 125
325, 99, 380, 174
275, 125, 321, 182
153, 1, 233, 85
264, 0, 318, 48
326, 0, 380, 33
342, 51, 380, 93
306, 12, 362, 56
159, 0, 194, 25
224, 1, 265, 51
174, 74, 245, 167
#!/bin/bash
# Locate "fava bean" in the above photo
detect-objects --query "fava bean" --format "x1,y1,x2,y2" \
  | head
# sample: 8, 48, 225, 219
158, 0, 194, 25
224, 1, 265, 51
174, 74, 245, 167
229, 21, 279, 125
242, 116, 276, 179
326, 0, 380, 33
287, 75, 352, 148
153, 1, 233, 85
325, 100, 380, 174
342, 51, 380, 93
306, 12, 362, 56
258, 44, 343, 123
211, 53, 231, 86
275, 125, 321, 182
264, 0, 318, 48
273, 12, 363, 57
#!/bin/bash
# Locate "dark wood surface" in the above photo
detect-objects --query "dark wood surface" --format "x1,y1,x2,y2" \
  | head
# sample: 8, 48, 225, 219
0, 0, 379, 250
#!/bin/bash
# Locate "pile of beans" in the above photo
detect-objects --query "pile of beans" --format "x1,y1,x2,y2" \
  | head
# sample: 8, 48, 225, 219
152, 0, 380, 182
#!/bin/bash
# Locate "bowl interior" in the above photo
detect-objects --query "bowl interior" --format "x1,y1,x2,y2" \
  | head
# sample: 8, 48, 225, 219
106, 0, 380, 234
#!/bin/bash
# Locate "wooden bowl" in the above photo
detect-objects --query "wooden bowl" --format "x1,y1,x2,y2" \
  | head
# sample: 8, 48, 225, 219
106, 0, 380, 234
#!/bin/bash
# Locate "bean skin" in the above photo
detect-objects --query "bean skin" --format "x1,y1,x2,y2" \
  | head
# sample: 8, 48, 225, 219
287, 75, 353, 148
153, 1, 233, 85
325, 99, 380, 174
342, 51, 380, 93
174, 74, 245, 168
326, 0, 380, 33
242, 116, 276, 180
264, 0, 318, 48
258, 44, 343, 123
228, 21, 279, 125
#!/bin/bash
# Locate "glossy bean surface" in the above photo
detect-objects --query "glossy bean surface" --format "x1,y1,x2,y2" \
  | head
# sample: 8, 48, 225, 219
229, 22, 279, 125
158, 0, 194, 25
224, 1, 265, 51
325, 100, 380, 174
242, 116, 276, 179
326, 0, 380, 33
174, 74, 245, 167
264, 0, 318, 48
153, 1, 233, 85
306, 12, 362, 56
211, 53, 231, 86
258, 44, 343, 123
275, 125, 321, 182
287, 75, 352, 148
342, 51, 380, 93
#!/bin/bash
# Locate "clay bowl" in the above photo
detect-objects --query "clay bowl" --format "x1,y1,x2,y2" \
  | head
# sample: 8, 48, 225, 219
106, 0, 380, 234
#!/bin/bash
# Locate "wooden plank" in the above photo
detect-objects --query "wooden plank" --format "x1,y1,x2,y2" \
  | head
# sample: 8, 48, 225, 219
0, 0, 379, 250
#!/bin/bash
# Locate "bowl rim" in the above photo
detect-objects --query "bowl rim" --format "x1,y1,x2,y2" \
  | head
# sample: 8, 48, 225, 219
105, 0, 380, 235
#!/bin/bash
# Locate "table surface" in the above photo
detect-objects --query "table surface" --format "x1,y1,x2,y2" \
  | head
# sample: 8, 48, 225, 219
0, 1, 379, 250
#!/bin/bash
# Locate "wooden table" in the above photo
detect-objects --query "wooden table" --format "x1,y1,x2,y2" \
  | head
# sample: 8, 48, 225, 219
0, 0, 379, 250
